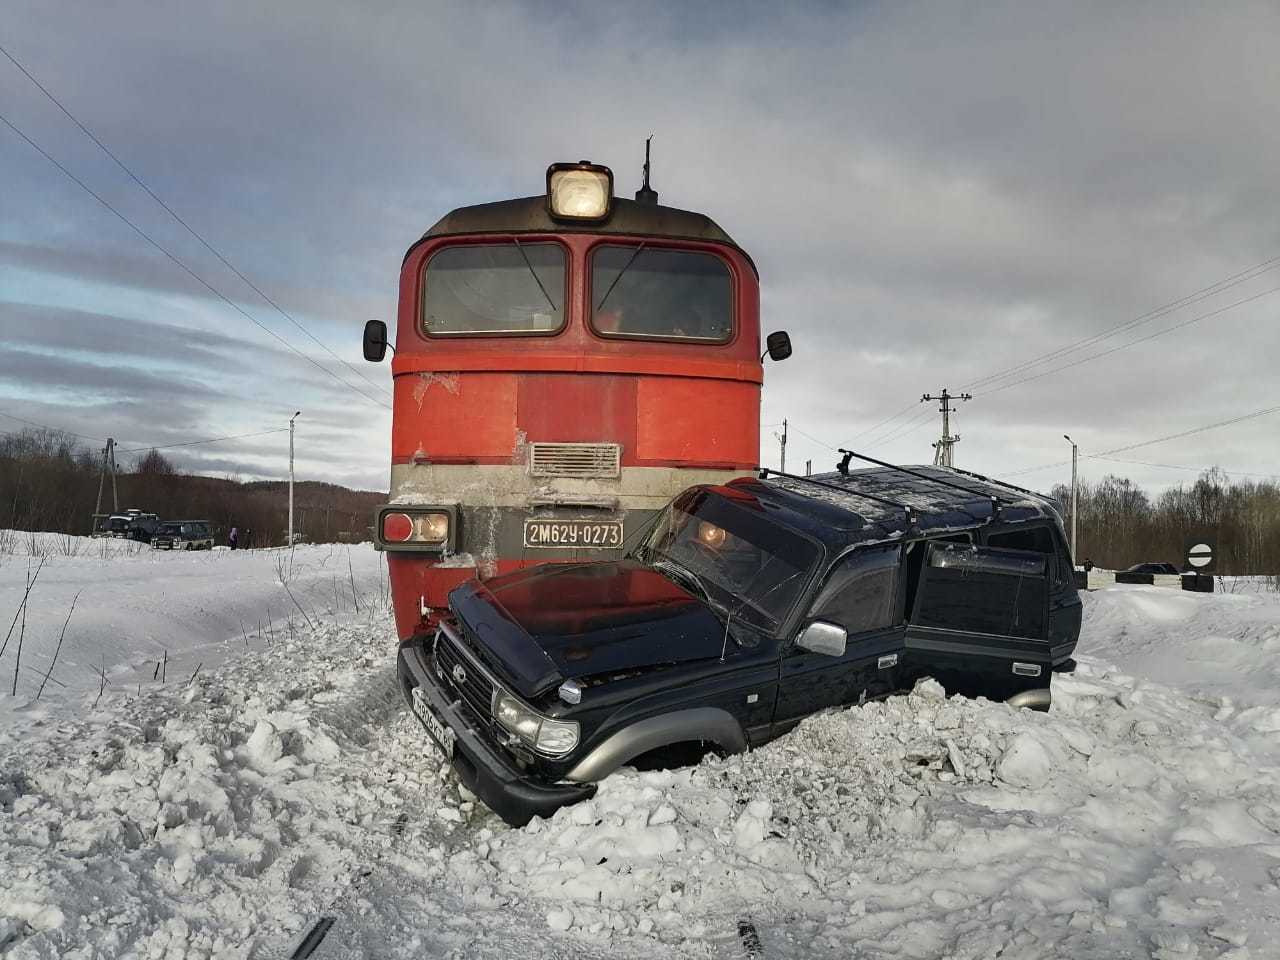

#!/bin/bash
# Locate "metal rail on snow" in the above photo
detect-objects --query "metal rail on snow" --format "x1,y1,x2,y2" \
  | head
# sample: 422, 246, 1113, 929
835, 448, 1004, 519
757, 467, 916, 524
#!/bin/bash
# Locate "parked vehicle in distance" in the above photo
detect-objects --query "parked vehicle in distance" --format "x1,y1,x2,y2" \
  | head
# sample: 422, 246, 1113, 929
101, 509, 161, 542
1123, 562, 1181, 575
151, 520, 214, 551
397, 464, 1082, 825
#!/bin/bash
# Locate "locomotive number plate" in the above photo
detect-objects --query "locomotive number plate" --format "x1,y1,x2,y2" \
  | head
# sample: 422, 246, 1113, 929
524, 519, 623, 548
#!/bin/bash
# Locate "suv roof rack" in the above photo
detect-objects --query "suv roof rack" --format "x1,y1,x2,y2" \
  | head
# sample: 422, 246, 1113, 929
756, 467, 915, 524
835, 448, 1006, 519
947, 465, 1047, 502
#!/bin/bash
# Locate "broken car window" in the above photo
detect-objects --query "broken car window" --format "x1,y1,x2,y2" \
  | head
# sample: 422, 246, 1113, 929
913, 543, 1048, 639
642, 488, 819, 630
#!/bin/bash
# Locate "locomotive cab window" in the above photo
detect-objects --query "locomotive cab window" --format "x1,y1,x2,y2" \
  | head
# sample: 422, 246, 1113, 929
421, 242, 566, 336
591, 245, 733, 342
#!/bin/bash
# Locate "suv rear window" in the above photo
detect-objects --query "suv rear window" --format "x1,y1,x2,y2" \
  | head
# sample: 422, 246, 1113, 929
591, 245, 733, 342
914, 543, 1047, 639
987, 525, 1069, 589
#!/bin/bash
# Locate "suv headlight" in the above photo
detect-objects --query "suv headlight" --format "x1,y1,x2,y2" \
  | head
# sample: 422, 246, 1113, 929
494, 691, 579, 757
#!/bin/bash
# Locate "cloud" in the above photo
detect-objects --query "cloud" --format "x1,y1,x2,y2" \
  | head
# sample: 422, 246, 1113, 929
1, 0, 1278, 494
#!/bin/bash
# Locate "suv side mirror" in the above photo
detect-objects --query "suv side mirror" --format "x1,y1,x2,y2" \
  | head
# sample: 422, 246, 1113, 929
763, 330, 792, 362
796, 620, 847, 657
363, 319, 389, 362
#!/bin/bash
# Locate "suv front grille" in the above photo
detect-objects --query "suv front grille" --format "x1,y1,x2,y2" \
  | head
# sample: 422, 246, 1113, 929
528, 442, 621, 479
434, 630, 496, 723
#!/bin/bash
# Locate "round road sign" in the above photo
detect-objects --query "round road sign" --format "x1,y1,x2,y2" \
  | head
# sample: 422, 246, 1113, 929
1187, 543, 1213, 569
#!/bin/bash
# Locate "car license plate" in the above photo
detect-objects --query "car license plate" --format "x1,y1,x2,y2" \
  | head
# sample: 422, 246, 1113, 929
524, 519, 623, 549
411, 687, 455, 760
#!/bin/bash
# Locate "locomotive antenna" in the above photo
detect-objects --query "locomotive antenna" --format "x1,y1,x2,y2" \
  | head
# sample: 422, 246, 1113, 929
635, 135, 658, 205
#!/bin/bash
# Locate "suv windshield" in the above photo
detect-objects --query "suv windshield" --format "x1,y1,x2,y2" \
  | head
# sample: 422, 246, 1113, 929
638, 488, 820, 630
422, 242, 565, 336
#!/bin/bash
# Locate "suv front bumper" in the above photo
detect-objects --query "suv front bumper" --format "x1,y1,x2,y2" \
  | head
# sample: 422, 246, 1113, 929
396, 635, 595, 826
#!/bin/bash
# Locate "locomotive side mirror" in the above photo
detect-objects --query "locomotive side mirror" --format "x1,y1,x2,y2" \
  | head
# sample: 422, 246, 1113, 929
763, 330, 792, 362
363, 319, 389, 362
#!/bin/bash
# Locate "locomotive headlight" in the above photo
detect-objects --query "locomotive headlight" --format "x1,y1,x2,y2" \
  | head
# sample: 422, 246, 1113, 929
377, 505, 455, 552
415, 512, 449, 543
494, 691, 580, 757
547, 162, 613, 221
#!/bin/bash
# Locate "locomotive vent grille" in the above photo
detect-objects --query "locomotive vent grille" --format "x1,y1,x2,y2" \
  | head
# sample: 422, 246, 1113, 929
529, 442, 621, 479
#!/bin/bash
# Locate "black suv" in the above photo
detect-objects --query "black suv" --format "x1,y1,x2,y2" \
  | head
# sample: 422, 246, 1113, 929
398, 465, 1081, 825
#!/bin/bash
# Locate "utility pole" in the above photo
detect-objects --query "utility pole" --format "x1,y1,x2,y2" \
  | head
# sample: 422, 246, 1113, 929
921, 389, 971, 468
1063, 434, 1078, 562
92, 438, 118, 533
805, 459, 812, 477
776, 418, 788, 473
289, 411, 301, 547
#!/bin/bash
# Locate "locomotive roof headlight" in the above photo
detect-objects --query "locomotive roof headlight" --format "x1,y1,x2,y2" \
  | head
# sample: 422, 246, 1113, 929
547, 162, 613, 221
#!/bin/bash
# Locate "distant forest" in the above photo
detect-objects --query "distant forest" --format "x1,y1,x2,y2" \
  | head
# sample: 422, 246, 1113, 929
5, 426, 1277, 571
1, 428, 385, 547
1048, 470, 1280, 574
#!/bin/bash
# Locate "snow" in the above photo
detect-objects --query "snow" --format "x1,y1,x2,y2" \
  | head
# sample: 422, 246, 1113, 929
0, 533, 387, 702
2, 544, 1280, 958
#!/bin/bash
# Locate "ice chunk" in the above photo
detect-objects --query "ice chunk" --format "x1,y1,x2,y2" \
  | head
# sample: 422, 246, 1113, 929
734, 800, 772, 849
996, 732, 1053, 789
245, 720, 284, 770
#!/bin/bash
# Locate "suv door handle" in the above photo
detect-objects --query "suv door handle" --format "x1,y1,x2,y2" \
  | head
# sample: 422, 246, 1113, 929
878, 654, 898, 669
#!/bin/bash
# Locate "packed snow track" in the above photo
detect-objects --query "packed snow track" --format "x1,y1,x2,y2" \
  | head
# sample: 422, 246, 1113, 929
1, 537, 1278, 958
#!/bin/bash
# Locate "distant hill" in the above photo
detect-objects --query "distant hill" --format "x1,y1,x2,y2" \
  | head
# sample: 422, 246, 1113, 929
1, 428, 385, 546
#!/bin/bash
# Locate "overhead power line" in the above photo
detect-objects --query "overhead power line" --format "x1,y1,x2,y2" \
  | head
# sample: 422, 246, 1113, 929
0, 110, 391, 410
843, 400, 921, 448
1003, 402, 1280, 478
1, 408, 291, 455
865, 406, 938, 450
1088, 454, 1280, 481
0, 409, 105, 442
961, 253, 1280, 394
788, 425, 836, 450
972, 283, 1280, 398
0, 42, 391, 403
117, 428, 289, 454
1101, 403, 1280, 457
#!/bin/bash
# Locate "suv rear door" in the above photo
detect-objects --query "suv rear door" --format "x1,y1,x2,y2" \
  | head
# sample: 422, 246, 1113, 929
984, 523, 1080, 667
904, 541, 1051, 700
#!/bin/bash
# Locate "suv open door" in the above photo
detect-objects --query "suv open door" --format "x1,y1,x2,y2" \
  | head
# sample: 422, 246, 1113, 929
904, 542, 1051, 704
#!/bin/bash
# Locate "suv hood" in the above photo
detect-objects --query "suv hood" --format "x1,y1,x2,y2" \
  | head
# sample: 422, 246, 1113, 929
448, 560, 727, 698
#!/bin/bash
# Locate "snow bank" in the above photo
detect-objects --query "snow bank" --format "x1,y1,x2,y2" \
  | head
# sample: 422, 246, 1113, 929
0, 536, 387, 704
447, 664, 1280, 956
2, 560, 1278, 957
1078, 584, 1280, 745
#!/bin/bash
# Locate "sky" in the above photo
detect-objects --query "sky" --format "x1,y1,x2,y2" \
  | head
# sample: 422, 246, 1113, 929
2, 0, 1278, 494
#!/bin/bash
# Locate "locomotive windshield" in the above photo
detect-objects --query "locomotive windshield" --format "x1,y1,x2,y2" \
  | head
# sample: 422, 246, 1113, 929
422, 242, 566, 336
592, 246, 733, 342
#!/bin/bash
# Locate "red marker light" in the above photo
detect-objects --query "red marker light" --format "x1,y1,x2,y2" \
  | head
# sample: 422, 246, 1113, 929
383, 512, 414, 542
